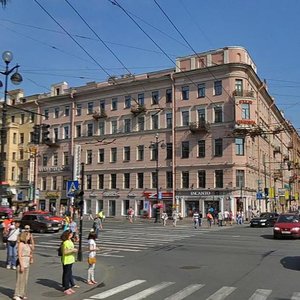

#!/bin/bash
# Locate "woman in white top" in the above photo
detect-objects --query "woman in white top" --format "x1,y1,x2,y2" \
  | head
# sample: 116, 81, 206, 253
87, 231, 98, 285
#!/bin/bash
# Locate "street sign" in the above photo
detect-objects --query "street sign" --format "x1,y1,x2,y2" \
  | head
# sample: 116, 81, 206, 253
67, 180, 79, 198
256, 192, 263, 200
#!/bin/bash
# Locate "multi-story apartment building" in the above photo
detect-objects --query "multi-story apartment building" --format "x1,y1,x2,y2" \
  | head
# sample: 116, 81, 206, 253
3, 46, 300, 219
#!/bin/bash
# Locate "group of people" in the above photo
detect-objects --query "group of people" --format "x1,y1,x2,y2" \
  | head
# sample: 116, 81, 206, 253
161, 210, 181, 227
2, 219, 34, 300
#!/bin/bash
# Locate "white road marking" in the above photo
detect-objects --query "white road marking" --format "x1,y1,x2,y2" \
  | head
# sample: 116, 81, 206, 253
206, 286, 236, 300
291, 292, 300, 300
164, 284, 204, 300
248, 289, 272, 300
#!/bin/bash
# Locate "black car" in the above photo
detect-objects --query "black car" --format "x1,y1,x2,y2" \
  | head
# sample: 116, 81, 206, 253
21, 214, 60, 233
250, 212, 279, 227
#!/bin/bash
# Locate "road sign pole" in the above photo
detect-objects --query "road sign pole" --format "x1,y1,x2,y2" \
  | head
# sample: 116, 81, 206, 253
77, 163, 84, 262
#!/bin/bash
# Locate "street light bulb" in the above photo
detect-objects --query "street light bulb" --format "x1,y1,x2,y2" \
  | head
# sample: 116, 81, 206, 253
2, 51, 13, 63
11, 72, 23, 85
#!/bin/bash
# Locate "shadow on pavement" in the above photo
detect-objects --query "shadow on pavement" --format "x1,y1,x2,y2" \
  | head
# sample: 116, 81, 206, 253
0, 286, 13, 298
280, 256, 300, 271
36, 278, 62, 291
260, 234, 274, 239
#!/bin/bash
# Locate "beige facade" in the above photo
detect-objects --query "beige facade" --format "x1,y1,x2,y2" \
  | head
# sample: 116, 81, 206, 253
4, 46, 300, 219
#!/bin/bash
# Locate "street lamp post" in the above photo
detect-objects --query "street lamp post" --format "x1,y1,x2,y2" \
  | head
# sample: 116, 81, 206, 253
0, 51, 22, 206
150, 133, 165, 223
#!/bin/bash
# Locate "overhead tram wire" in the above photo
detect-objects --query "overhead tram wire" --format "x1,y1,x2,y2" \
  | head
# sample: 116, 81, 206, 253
109, 0, 236, 123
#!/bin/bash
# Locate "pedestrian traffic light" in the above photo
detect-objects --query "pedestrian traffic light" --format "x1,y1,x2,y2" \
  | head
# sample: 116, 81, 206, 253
74, 190, 84, 208
287, 161, 292, 171
264, 187, 269, 196
31, 125, 40, 144
41, 124, 51, 144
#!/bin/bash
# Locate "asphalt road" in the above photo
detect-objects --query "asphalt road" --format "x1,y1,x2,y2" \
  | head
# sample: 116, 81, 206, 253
1, 219, 300, 300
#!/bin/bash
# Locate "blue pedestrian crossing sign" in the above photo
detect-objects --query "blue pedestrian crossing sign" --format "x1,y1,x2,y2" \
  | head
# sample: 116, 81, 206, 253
67, 180, 79, 198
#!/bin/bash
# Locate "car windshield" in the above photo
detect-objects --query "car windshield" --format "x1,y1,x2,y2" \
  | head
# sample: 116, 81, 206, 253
259, 213, 269, 218
277, 215, 299, 223
38, 215, 48, 221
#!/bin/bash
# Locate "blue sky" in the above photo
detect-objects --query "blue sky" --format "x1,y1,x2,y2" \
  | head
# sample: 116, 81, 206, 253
0, 0, 300, 128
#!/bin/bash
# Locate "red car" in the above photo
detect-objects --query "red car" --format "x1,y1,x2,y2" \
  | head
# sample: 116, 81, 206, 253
23, 210, 64, 227
273, 213, 300, 239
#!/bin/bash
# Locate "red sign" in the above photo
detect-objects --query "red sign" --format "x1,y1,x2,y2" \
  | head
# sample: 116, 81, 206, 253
143, 192, 173, 199
236, 120, 256, 125
239, 100, 253, 104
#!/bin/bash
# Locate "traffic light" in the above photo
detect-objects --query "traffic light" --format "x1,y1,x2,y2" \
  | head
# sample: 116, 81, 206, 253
31, 125, 40, 144
264, 187, 269, 197
287, 161, 292, 171
74, 190, 84, 208
41, 124, 51, 144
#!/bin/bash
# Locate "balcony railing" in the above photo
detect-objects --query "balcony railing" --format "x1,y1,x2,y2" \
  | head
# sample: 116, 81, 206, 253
93, 110, 107, 120
233, 90, 255, 97
131, 105, 146, 115
189, 121, 210, 133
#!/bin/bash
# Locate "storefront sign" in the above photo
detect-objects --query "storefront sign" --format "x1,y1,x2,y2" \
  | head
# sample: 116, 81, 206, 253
176, 190, 228, 196
73, 144, 81, 181
144, 192, 173, 199
45, 191, 60, 198
39, 166, 70, 173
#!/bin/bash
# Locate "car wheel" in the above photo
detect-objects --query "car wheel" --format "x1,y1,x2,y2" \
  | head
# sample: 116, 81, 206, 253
273, 234, 279, 239
250, 224, 254, 227
266, 222, 271, 227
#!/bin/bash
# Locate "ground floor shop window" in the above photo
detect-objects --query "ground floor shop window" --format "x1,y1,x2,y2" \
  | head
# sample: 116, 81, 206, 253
39, 199, 45, 211
123, 199, 129, 216
185, 200, 199, 217
204, 200, 220, 217
108, 200, 116, 216
97, 200, 103, 213
136, 200, 144, 215
86, 199, 91, 215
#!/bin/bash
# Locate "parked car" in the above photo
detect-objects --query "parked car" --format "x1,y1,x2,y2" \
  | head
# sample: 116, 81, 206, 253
21, 214, 60, 233
250, 212, 279, 227
273, 213, 300, 239
23, 210, 63, 227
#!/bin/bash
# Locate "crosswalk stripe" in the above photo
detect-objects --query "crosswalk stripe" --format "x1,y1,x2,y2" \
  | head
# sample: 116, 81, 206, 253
292, 292, 300, 300
122, 282, 174, 300
90, 279, 146, 299
249, 289, 272, 300
164, 284, 205, 300
206, 286, 236, 300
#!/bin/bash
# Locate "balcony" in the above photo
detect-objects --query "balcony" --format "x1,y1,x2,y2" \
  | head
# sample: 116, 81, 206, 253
131, 105, 146, 115
232, 89, 255, 98
93, 110, 107, 120
189, 121, 210, 133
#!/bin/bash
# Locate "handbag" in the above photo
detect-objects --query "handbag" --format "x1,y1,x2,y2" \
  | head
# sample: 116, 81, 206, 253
88, 257, 96, 264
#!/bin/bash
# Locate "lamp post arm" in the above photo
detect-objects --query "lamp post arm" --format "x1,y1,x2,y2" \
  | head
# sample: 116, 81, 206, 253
0, 63, 20, 76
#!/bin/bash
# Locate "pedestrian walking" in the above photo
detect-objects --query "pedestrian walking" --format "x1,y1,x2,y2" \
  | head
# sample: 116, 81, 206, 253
127, 207, 135, 223
198, 211, 203, 227
6, 220, 21, 270
98, 210, 105, 229
218, 211, 224, 226
60, 230, 79, 295
87, 231, 99, 285
13, 231, 33, 300
172, 210, 179, 227
193, 210, 200, 228
161, 211, 168, 226
206, 212, 213, 227
229, 211, 234, 225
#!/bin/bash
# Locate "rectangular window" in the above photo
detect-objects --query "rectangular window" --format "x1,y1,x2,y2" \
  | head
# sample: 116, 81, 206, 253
20, 133, 24, 144
87, 150, 93, 164
138, 116, 145, 131
166, 112, 172, 129
64, 126, 69, 139
166, 143, 172, 160
152, 114, 159, 130
111, 98, 118, 110
30, 113, 35, 123
152, 172, 158, 189
137, 173, 144, 189
182, 86, 189, 100
198, 83, 205, 98
54, 107, 59, 118
19, 150, 24, 160
124, 119, 131, 133
241, 103, 250, 119
198, 140, 205, 158
98, 149, 104, 163
87, 123, 94, 136
42, 154, 48, 167
198, 170, 206, 188
182, 141, 189, 159
65, 105, 70, 117
54, 128, 59, 141
76, 125, 81, 138
166, 88, 172, 103
99, 121, 105, 135
111, 148, 117, 163
63, 152, 69, 165
215, 170, 223, 188
214, 106, 223, 123
236, 170, 245, 188
87, 102, 94, 114
182, 171, 189, 188
235, 79, 243, 96
214, 138, 223, 157
124, 173, 130, 189
11, 167, 15, 180
53, 153, 58, 166
100, 99, 105, 110
137, 145, 144, 161
182, 111, 190, 126
111, 174, 117, 189
20, 114, 25, 124
62, 177, 68, 190
166, 171, 173, 189
87, 174, 92, 189
111, 120, 117, 134
235, 138, 245, 156
52, 176, 57, 190
197, 108, 206, 121
76, 104, 82, 116
13, 133, 17, 144
214, 80, 222, 96
151, 145, 157, 161
138, 93, 144, 106
124, 146, 130, 161
44, 109, 49, 120
98, 174, 104, 189
42, 177, 47, 190
125, 95, 131, 108
152, 91, 159, 105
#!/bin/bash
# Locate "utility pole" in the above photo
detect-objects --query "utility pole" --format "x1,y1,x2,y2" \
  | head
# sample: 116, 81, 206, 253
77, 162, 84, 261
